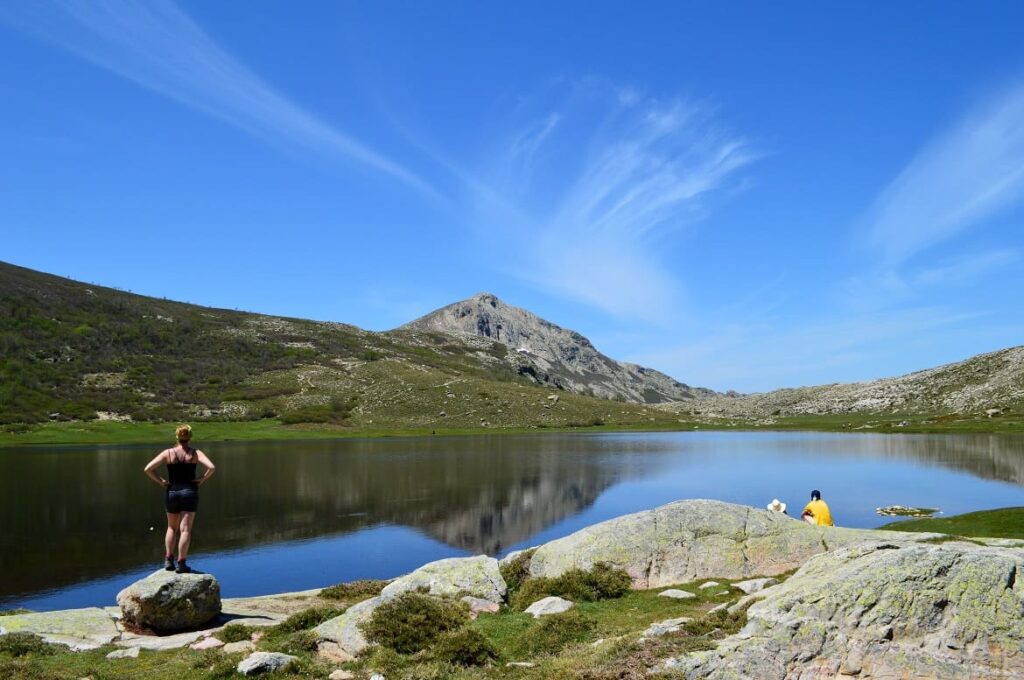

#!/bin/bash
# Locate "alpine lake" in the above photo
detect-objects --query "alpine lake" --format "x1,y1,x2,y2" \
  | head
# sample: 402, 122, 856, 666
4, 430, 1024, 611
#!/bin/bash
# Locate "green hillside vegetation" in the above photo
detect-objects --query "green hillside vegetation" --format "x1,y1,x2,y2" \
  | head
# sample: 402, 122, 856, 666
3, 260, 1022, 444
0, 262, 683, 434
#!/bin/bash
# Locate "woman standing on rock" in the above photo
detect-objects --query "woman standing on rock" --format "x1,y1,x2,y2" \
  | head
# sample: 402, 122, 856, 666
144, 424, 216, 573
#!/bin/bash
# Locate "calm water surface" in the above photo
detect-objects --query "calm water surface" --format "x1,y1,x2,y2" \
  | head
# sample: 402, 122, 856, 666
4, 431, 1024, 610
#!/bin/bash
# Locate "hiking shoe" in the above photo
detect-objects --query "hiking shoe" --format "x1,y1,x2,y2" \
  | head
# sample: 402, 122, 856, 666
175, 561, 192, 574
164, 557, 175, 571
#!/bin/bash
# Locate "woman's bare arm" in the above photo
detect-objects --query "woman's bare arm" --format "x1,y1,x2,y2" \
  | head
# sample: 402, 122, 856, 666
144, 450, 169, 487
195, 449, 216, 486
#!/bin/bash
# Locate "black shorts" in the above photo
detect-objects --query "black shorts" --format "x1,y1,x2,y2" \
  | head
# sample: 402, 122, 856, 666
165, 485, 199, 513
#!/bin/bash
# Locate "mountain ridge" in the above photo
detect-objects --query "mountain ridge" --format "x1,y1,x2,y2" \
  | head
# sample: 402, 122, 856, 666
401, 292, 715, 403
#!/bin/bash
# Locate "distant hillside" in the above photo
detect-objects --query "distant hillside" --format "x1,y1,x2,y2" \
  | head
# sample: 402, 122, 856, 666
661, 346, 1024, 420
402, 292, 714, 403
0, 261, 685, 429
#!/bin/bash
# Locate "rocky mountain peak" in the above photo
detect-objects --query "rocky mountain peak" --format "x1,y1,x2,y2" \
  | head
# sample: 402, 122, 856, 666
400, 294, 713, 404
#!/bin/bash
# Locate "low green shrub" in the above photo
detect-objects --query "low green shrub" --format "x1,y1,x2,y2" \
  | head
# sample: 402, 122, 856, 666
191, 649, 239, 678
510, 562, 632, 610
0, 609, 31, 616
363, 645, 410, 677
216, 623, 255, 643
264, 629, 319, 655
499, 549, 535, 595
433, 628, 499, 667
516, 609, 594, 656
0, 632, 58, 657
274, 605, 345, 633
320, 579, 388, 601
361, 592, 468, 654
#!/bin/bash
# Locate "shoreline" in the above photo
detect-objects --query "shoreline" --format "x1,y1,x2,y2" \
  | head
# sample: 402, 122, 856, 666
3, 413, 1023, 447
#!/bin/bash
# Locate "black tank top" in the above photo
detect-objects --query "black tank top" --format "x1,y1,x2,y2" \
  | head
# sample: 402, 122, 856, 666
167, 447, 197, 487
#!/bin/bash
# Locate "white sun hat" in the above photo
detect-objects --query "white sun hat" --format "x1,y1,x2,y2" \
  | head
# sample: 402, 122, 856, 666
766, 499, 787, 513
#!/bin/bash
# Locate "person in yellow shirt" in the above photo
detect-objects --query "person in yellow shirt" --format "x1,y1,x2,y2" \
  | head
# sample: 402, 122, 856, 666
801, 490, 833, 526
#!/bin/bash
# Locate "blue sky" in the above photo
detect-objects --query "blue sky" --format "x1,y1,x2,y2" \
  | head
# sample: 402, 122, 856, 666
2, 1, 1022, 392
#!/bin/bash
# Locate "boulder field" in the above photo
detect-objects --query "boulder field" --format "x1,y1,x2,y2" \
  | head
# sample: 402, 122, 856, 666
5, 499, 1024, 679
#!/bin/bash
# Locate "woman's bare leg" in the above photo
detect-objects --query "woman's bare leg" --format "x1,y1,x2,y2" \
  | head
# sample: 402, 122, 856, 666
177, 512, 196, 561
165, 512, 180, 556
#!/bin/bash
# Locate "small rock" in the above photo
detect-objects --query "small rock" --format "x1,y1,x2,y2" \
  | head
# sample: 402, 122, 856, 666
237, 651, 297, 675
329, 672, 356, 680
524, 596, 573, 618
462, 596, 500, 620
222, 640, 255, 654
316, 640, 355, 663
698, 581, 722, 590
658, 589, 696, 599
591, 638, 606, 646
190, 636, 224, 650
106, 646, 140, 659
369, 674, 386, 680
642, 617, 692, 638
707, 602, 729, 614
506, 661, 536, 667
733, 578, 777, 595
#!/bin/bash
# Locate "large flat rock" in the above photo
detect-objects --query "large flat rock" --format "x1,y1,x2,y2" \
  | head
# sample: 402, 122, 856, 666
528, 499, 939, 586
0, 607, 119, 650
667, 541, 1024, 678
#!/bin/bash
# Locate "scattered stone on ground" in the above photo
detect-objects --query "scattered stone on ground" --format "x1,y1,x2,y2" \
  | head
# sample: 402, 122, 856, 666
506, 662, 536, 668
105, 646, 140, 659
369, 674, 386, 680
527, 499, 941, 586
666, 541, 1024, 679
222, 640, 255, 654
237, 651, 297, 676
116, 629, 207, 651
657, 588, 696, 599
524, 596, 573, 618
462, 595, 500, 619
641, 617, 692, 638
190, 635, 224, 650
697, 581, 721, 590
316, 640, 355, 663
116, 570, 221, 633
707, 602, 728, 614
733, 577, 777, 594
328, 671, 355, 680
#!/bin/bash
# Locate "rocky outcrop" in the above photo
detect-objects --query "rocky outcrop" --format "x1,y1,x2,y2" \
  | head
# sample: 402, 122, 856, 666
314, 555, 506, 657
527, 499, 939, 587
667, 541, 1024, 679
662, 345, 1024, 418
401, 292, 714, 403
116, 570, 221, 633
379, 555, 505, 602
0, 607, 119, 651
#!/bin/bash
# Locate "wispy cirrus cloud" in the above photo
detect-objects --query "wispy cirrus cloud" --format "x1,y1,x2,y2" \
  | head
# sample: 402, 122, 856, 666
470, 81, 754, 321
0, 0, 432, 195
863, 83, 1024, 264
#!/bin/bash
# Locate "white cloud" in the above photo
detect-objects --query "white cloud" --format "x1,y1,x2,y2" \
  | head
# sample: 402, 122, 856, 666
863, 84, 1024, 264
471, 82, 753, 322
0, 0, 431, 195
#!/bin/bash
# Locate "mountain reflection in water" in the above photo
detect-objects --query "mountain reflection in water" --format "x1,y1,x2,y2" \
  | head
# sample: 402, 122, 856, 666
4, 431, 1024, 609
0, 434, 670, 604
